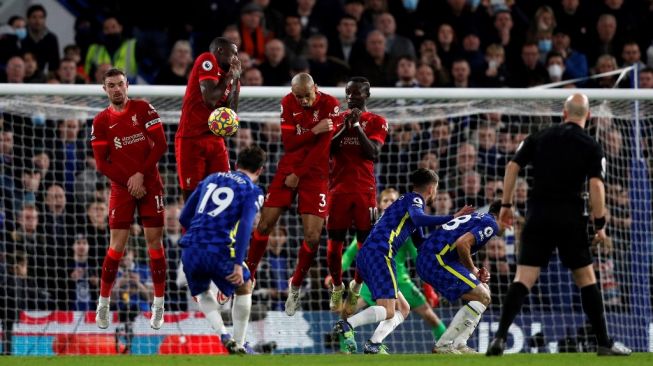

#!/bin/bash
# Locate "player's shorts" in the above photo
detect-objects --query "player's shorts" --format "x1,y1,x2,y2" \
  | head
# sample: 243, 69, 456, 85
175, 134, 230, 191
519, 208, 592, 269
264, 171, 329, 219
108, 179, 165, 229
356, 245, 398, 301
181, 246, 251, 297
327, 191, 377, 231
416, 253, 479, 302
361, 278, 427, 308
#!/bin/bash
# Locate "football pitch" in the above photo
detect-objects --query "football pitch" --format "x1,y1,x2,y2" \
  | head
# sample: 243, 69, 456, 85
1, 354, 651, 366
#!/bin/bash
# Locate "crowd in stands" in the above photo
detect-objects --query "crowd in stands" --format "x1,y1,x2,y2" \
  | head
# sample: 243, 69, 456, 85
0, 1, 653, 88
0, 0, 649, 327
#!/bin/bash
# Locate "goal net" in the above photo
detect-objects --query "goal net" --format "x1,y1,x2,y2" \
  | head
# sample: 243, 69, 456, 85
0, 85, 651, 355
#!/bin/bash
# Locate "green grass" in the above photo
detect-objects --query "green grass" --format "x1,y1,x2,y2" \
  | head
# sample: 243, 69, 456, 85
0, 354, 651, 366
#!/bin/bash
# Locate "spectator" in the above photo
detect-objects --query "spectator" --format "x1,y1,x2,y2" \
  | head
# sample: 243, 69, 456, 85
429, 118, 454, 174
343, 0, 371, 40
154, 40, 193, 85
243, 67, 264, 86
255, 226, 292, 311
239, 3, 273, 64
0, 128, 18, 217
461, 30, 484, 76
113, 248, 152, 313
351, 30, 394, 86
32, 150, 54, 186
433, 191, 453, 215
92, 63, 112, 84
255, 0, 284, 37
445, 142, 476, 190
528, 6, 557, 51
1, 56, 25, 83
74, 151, 108, 205
435, 23, 460, 71
6, 204, 44, 257
238, 51, 254, 70
508, 42, 550, 87
68, 234, 98, 311
449, 58, 472, 88
587, 14, 620, 66
436, 0, 476, 37
63, 44, 88, 82
306, 34, 349, 86
484, 9, 521, 68
416, 62, 436, 87
479, 178, 504, 213
163, 204, 185, 311
289, 56, 310, 80
16, 162, 43, 207
374, 12, 415, 60
545, 51, 573, 85
0, 251, 52, 355
481, 44, 509, 87
591, 236, 621, 306
514, 178, 529, 217
482, 236, 513, 306
84, 17, 138, 84
22, 51, 46, 83
621, 41, 645, 68
477, 123, 499, 177
296, 0, 324, 38
84, 200, 108, 268
417, 151, 439, 173
258, 39, 291, 86
49, 118, 86, 196
586, 54, 619, 88
394, 55, 417, 87
222, 25, 242, 50
552, 27, 589, 80
418, 39, 449, 85
21, 4, 59, 73
454, 170, 484, 209
329, 15, 365, 65
0, 15, 25, 64
282, 15, 309, 61
554, 0, 590, 47
56, 57, 86, 84
640, 67, 653, 88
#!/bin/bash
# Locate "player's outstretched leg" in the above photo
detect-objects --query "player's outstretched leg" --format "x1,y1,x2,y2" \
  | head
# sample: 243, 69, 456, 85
232, 279, 256, 354
145, 229, 167, 330
364, 295, 409, 354
196, 290, 237, 353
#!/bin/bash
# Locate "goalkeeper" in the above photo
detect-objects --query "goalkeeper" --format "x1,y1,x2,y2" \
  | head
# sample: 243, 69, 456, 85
325, 188, 447, 351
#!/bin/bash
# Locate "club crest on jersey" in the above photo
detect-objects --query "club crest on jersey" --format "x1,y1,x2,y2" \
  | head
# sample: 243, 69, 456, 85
361, 121, 368, 130
202, 60, 213, 71
131, 114, 138, 126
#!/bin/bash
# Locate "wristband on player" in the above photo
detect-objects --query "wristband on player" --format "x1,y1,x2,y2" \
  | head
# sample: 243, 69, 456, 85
594, 216, 607, 231
501, 203, 513, 208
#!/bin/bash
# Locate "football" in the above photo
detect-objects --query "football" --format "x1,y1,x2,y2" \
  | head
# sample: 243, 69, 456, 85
208, 107, 239, 137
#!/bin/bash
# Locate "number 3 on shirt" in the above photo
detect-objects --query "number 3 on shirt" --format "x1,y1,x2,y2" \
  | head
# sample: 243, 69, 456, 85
198, 183, 234, 217
442, 215, 472, 230
319, 193, 326, 208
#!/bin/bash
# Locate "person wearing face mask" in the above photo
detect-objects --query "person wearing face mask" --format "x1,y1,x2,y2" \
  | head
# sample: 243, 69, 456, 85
545, 51, 574, 87
0, 15, 26, 65
84, 16, 139, 84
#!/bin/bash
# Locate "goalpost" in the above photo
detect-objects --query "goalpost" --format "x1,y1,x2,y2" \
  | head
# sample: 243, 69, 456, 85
0, 84, 651, 355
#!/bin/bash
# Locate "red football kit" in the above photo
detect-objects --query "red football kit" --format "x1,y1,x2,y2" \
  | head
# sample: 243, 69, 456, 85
264, 91, 340, 219
175, 51, 240, 191
327, 111, 388, 231
91, 99, 167, 229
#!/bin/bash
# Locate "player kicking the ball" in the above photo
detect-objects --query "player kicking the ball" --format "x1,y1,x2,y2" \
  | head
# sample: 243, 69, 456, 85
417, 201, 506, 354
178, 146, 265, 354
334, 169, 473, 354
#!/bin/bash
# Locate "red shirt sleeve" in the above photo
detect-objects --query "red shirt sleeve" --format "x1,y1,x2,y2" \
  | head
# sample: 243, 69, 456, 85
280, 95, 316, 152
138, 101, 167, 174
293, 96, 340, 177
90, 112, 128, 185
197, 53, 221, 83
367, 115, 388, 144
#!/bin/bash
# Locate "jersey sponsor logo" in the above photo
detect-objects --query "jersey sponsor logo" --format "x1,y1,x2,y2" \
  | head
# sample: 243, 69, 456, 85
114, 132, 146, 149
341, 136, 360, 145
145, 118, 161, 129
202, 60, 213, 71
361, 121, 368, 130
109, 123, 119, 129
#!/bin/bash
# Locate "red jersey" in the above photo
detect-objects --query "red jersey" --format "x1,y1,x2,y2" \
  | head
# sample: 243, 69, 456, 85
91, 99, 165, 185
176, 52, 239, 138
330, 111, 388, 193
279, 92, 340, 180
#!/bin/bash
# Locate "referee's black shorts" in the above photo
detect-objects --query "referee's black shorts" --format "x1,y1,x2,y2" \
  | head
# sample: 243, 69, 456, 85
518, 204, 592, 270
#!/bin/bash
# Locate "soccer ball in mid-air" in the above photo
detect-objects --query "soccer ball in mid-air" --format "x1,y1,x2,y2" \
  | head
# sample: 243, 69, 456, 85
208, 107, 239, 137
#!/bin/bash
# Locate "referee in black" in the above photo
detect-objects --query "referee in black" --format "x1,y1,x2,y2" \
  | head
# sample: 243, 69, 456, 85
486, 93, 631, 356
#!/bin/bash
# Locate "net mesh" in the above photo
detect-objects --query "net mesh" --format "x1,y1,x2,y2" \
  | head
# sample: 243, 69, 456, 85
0, 90, 651, 355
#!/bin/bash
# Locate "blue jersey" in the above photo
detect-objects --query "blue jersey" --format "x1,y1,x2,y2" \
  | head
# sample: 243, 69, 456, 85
419, 213, 499, 262
179, 171, 264, 264
364, 192, 453, 258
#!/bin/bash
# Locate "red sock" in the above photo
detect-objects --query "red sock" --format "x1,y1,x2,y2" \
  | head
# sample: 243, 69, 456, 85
327, 240, 344, 287
246, 229, 269, 279
291, 241, 318, 287
354, 240, 364, 284
148, 246, 167, 298
100, 248, 124, 297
